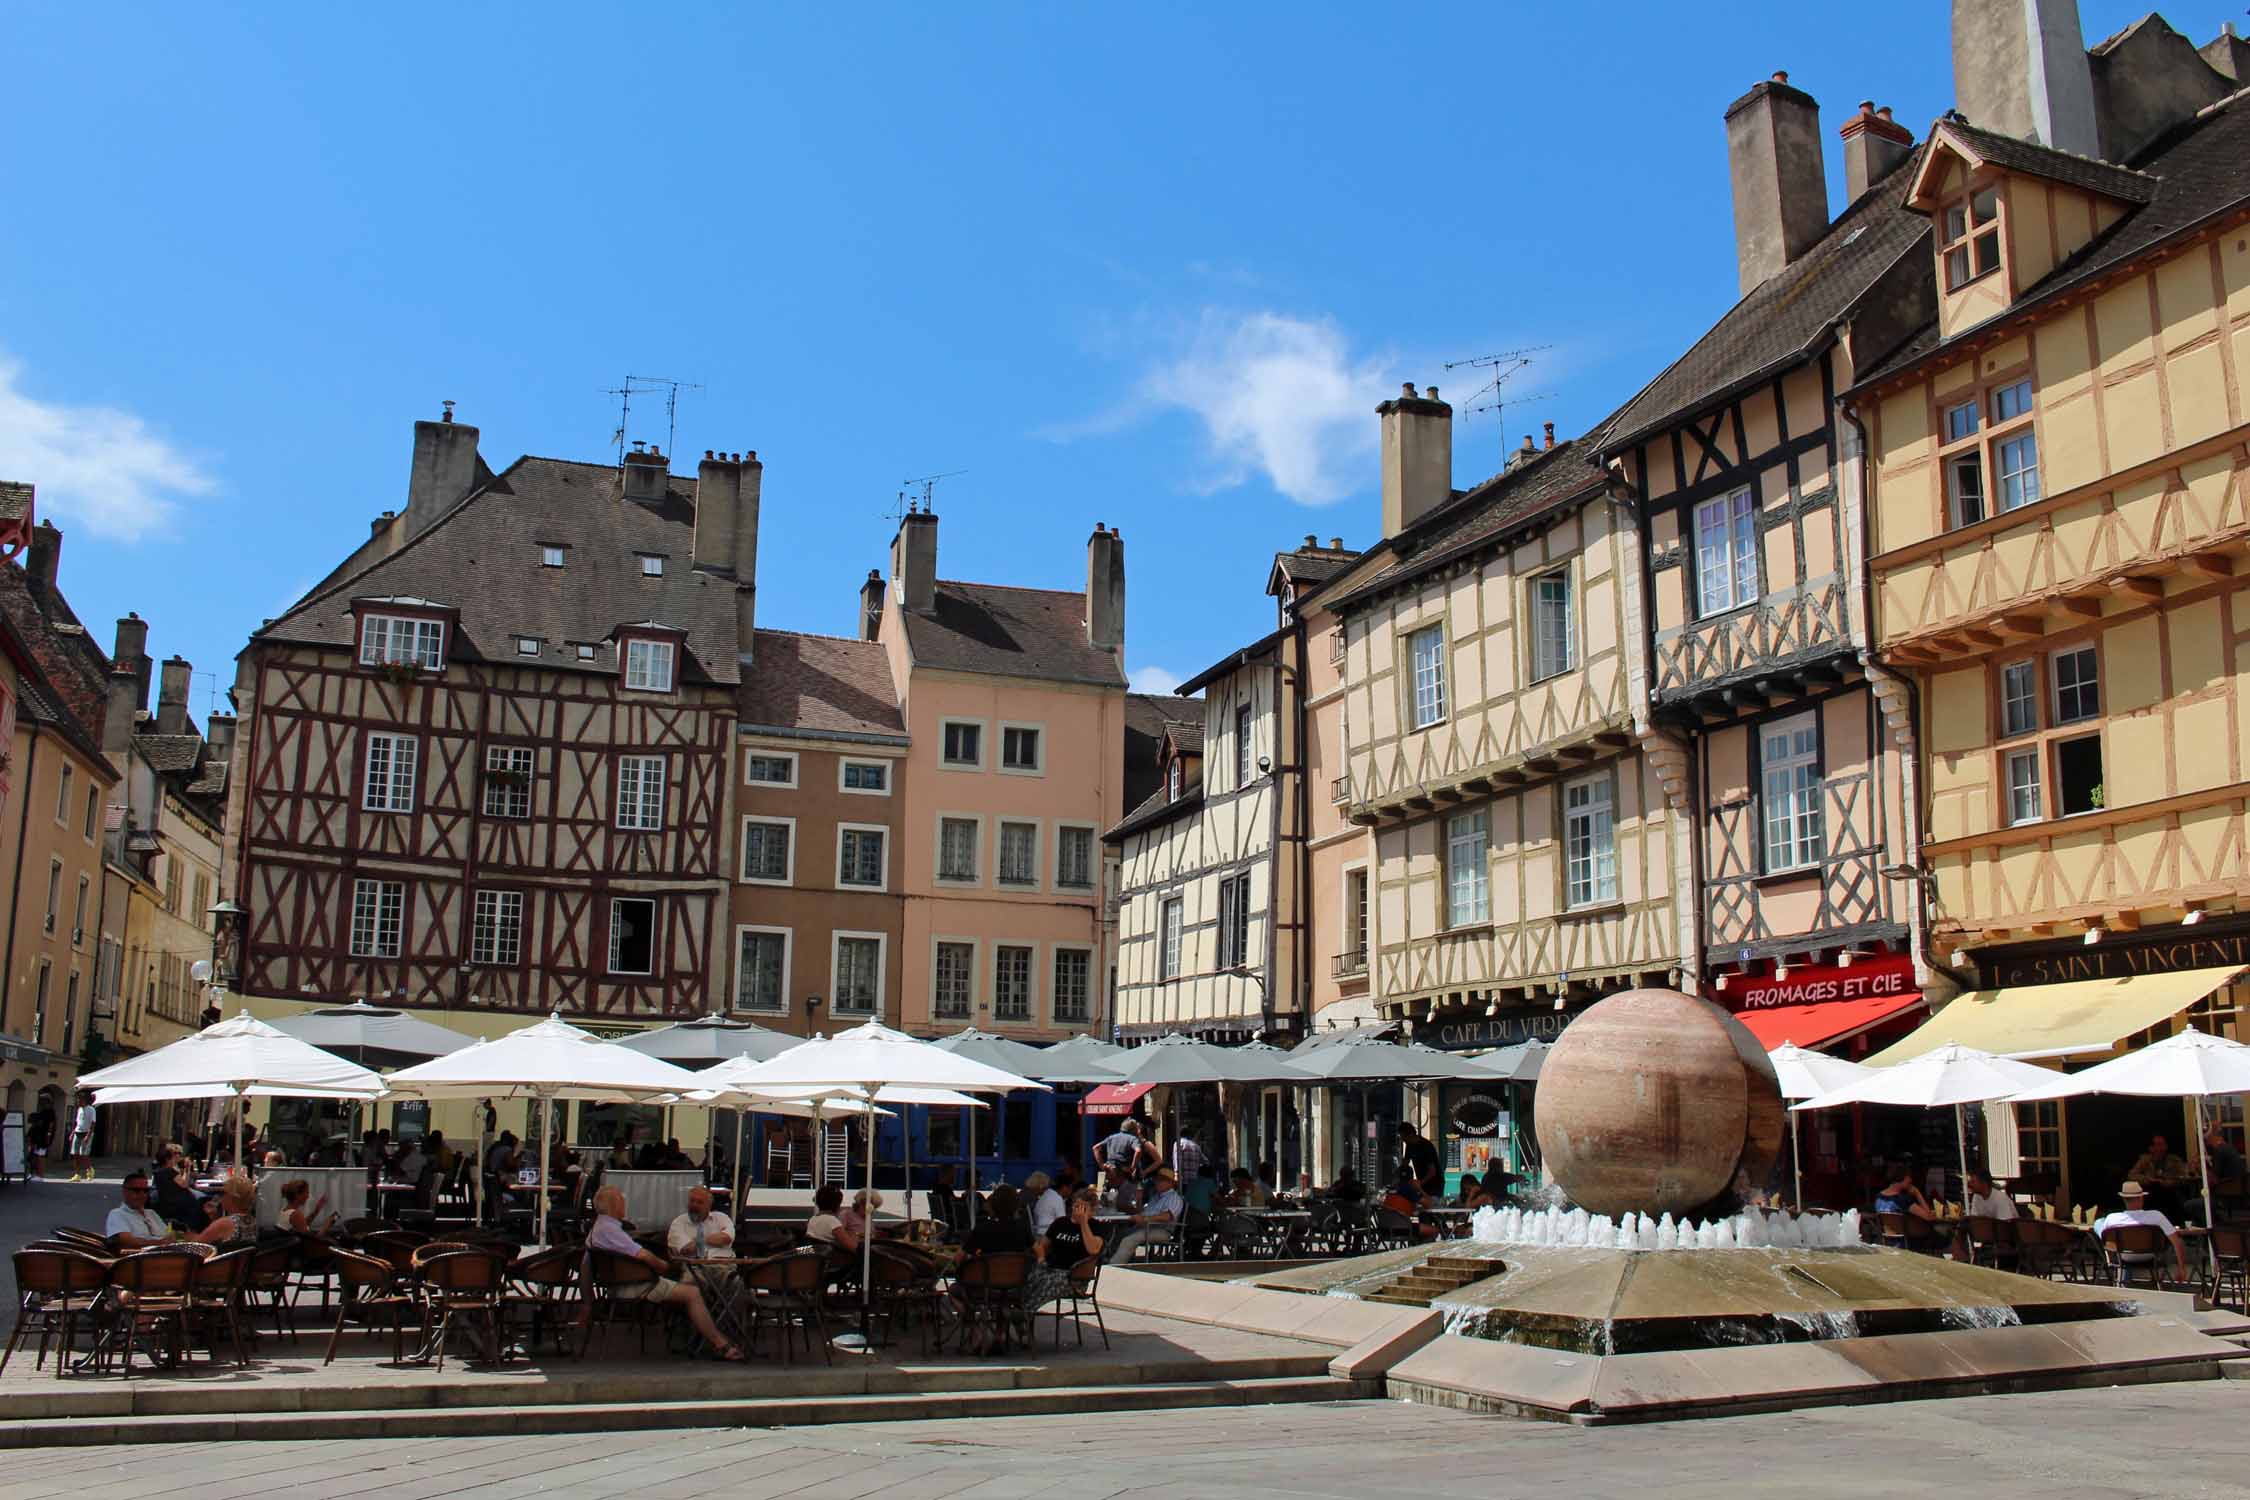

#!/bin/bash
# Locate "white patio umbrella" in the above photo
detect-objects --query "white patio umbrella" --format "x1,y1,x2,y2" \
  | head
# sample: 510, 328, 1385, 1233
81, 1011, 385, 1166
719, 1022, 1042, 1348
1794, 1042, 2059, 1193
1765, 1043, 1873, 1211
2006, 1027, 2250, 1224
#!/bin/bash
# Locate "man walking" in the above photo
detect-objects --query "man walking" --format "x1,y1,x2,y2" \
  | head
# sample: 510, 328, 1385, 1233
68, 1092, 97, 1181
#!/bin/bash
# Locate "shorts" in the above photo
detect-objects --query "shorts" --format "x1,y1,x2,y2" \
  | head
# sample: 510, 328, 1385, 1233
609, 1276, 679, 1302
68, 1131, 93, 1155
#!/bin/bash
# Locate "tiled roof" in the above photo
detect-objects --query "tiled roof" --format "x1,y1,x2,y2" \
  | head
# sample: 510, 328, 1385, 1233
258, 456, 743, 687
1124, 692, 1201, 809
0, 558, 113, 768
1177, 625, 1284, 697
1168, 721, 1205, 757
0, 483, 31, 524
736, 629, 905, 739
1601, 147, 1933, 453
1933, 116, 2158, 204
135, 732, 204, 772
184, 761, 229, 799
1103, 779, 1203, 844
901, 580, 1124, 688
1858, 93, 2250, 389
1272, 543, 1357, 586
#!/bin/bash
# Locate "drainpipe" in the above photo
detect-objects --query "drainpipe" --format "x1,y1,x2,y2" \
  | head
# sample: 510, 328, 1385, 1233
3, 726, 41, 1045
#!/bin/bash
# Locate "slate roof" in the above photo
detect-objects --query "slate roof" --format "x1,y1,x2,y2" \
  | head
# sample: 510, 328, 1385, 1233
1124, 692, 1201, 810
259, 456, 743, 687
1177, 625, 1284, 697
736, 629, 905, 739
135, 732, 204, 772
901, 581, 1124, 688
1103, 778, 1204, 844
1857, 92, 2250, 389
1935, 116, 2158, 203
0, 557, 114, 770
1272, 544, 1356, 587
0, 483, 31, 524
1602, 147, 1934, 454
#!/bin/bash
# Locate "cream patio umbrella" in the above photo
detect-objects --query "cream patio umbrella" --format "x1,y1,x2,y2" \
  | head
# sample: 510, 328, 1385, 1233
1765, 1043, 1874, 1211
1793, 1042, 2059, 1195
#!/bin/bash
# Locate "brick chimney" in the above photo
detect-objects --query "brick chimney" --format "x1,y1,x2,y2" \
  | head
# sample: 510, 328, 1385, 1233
1086, 524, 1124, 652
113, 614, 151, 707
157, 656, 192, 736
891, 505, 938, 615
102, 665, 139, 756
1378, 383, 1453, 539
205, 712, 237, 769
693, 452, 741, 574
1841, 102, 1916, 199
859, 569, 886, 642
25, 521, 61, 593
1952, 0, 2098, 157
404, 403, 481, 540
1726, 72, 1829, 295
622, 442, 668, 503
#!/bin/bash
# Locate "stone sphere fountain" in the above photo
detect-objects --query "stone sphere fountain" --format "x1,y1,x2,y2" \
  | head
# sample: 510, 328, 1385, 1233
1534, 988, 1786, 1219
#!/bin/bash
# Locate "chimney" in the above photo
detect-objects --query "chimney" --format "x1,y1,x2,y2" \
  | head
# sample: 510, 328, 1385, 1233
25, 520, 61, 593
1725, 72, 1830, 295
1542, 422, 1556, 451
157, 656, 192, 736
111, 613, 152, 734
693, 452, 741, 574
1086, 524, 1125, 652
734, 452, 762, 659
403, 404, 481, 539
102, 666, 139, 756
1951, 0, 2099, 157
1506, 434, 1539, 472
891, 505, 938, 614
2204, 23, 2250, 85
859, 569, 886, 642
621, 442, 668, 503
1841, 102, 1916, 199
1377, 383, 1453, 538
205, 712, 237, 768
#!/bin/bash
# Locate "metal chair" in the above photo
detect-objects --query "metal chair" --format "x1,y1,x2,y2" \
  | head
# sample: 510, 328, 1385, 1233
1962, 1216, 2018, 1269
323, 1246, 418, 1365
505, 1244, 581, 1357
739, 1249, 831, 1366
583, 1248, 663, 1356
866, 1245, 944, 1355
244, 1240, 302, 1345
3, 1248, 111, 1379
2206, 1225, 2248, 1312
2101, 1223, 2169, 1288
953, 1251, 1033, 1355
1044, 1254, 1110, 1351
189, 1246, 256, 1367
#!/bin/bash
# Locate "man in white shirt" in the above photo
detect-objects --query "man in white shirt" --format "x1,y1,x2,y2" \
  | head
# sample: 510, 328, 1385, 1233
2093, 1182, 2190, 1282
104, 1174, 173, 1248
1963, 1170, 2016, 1221
667, 1186, 737, 1260
69, 1095, 97, 1181
1025, 1171, 1066, 1236
1108, 1167, 1184, 1264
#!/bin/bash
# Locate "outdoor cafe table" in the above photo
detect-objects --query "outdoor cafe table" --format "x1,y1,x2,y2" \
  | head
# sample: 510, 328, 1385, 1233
1240, 1208, 1313, 1253
1420, 1206, 1475, 1238
674, 1256, 746, 1345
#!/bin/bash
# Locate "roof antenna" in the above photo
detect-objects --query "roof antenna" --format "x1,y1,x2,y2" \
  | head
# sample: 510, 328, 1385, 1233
1443, 347, 1556, 467
601, 375, 704, 467
889, 469, 967, 524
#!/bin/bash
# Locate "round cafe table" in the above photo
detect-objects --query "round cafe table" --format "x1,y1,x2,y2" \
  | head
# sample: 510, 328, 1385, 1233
674, 1256, 746, 1345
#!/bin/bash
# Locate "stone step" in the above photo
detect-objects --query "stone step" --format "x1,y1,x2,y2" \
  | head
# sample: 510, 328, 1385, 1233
0, 1375, 1373, 1447
1362, 1293, 1431, 1308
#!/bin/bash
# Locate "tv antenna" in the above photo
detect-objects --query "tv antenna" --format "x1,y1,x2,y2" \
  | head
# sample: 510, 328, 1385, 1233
602, 375, 704, 466
890, 469, 967, 523
1443, 346, 1555, 464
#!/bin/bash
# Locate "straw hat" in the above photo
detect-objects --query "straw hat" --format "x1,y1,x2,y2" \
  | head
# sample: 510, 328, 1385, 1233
2119, 1180, 2146, 1197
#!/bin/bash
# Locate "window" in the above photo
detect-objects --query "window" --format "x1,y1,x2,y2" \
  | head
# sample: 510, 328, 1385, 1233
2056, 734, 2105, 816
840, 760, 889, 794
1531, 570, 1575, 680
1694, 488, 1759, 616
363, 732, 418, 812
938, 817, 979, 881
638, 554, 664, 577
2000, 661, 2038, 739
736, 929, 788, 1013
993, 944, 1033, 1021
44, 859, 60, 932
833, 935, 882, 1015
740, 818, 792, 883
1761, 713, 1824, 872
1564, 775, 1618, 908
2005, 747, 2043, 825
576, 643, 597, 661
1055, 826, 1094, 889
1168, 761, 1184, 801
55, 764, 71, 825
359, 614, 445, 670
934, 941, 975, 1020
163, 857, 180, 914
190, 875, 210, 930
73, 876, 88, 946
1445, 810, 1490, 927
1408, 626, 1447, 729
616, 755, 665, 831
745, 753, 795, 787
1996, 430, 2041, 513
515, 637, 540, 657
483, 746, 534, 819
608, 898, 656, 974
350, 879, 404, 958
2053, 646, 2099, 724
1945, 399, 1985, 527
838, 826, 886, 888
1000, 725, 1042, 772
1940, 185, 2000, 290
82, 785, 98, 839
997, 820, 1038, 886
942, 721, 983, 767
1330, 628, 1345, 665
1345, 867, 1369, 961
471, 890, 523, 966
1216, 872, 1254, 970
62, 970, 77, 1055
32, 962, 48, 1046
1052, 948, 1091, 1024
624, 638, 675, 692
1159, 897, 1184, 980
541, 545, 565, 568
1235, 702, 1254, 787
1942, 377, 2040, 531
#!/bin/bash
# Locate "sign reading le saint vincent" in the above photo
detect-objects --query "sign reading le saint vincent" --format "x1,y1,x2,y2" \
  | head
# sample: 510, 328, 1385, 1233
1977, 923, 2250, 989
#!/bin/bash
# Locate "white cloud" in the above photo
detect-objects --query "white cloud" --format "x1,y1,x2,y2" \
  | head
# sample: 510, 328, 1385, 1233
0, 355, 215, 541
1128, 665, 1184, 695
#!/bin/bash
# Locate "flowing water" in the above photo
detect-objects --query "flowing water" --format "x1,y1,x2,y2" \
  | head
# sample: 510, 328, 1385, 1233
1469, 1203, 1861, 1251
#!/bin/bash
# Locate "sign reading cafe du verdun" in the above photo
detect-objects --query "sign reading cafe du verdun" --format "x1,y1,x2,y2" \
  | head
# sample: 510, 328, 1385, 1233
1719, 953, 1917, 1012
1976, 914, 2250, 989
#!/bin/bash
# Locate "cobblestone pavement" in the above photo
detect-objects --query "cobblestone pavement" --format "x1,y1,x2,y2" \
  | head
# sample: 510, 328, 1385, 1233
4, 1383, 2248, 1500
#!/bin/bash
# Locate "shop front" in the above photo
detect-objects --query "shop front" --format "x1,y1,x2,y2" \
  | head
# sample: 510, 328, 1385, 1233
1414, 1001, 1592, 1196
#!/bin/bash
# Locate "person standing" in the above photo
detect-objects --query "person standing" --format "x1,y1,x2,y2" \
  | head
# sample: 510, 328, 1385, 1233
68, 1093, 97, 1181
1397, 1122, 1440, 1199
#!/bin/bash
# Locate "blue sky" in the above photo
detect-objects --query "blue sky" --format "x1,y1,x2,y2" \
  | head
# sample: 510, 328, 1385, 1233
0, 2, 2225, 714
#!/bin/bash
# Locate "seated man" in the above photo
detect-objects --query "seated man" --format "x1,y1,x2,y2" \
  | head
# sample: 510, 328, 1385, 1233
1222, 1166, 1271, 1208
1325, 1168, 1367, 1203
105, 1172, 176, 1249
2204, 1123, 2246, 1184
1024, 1171, 1066, 1235
1107, 1168, 1184, 1264
667, 1185, 736, 1260
584, 1185, 742, 1359
2093, 1181, 2190, 1282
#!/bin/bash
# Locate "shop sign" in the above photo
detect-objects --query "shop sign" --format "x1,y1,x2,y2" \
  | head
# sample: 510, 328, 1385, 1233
1718, 953, 1915, 1012
1975, 915, 2250, 988
1422, 1006, 1587, 1051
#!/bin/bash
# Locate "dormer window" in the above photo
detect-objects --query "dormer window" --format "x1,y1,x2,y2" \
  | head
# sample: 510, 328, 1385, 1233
1940, 186, 2000, 290
638, 554, 665, 578
360, 613, 445, 671
624, 638, 675, 692
515, 637, 541, 657
540, 545, 565, 568
1168, 760, 1184, 801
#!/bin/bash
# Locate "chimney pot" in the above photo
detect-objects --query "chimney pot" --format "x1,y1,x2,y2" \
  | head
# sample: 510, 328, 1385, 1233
705, 449, 715, 460
747, 450, 757, 462
1330, 537, 1344, 549
1520, 434, 1535, 452
1400, 382, 1416, 398
1304, 534, 1318, 548
1424, 385, 1439, 400
1378, 383, 1453, 538
1543, 421, 1556, 449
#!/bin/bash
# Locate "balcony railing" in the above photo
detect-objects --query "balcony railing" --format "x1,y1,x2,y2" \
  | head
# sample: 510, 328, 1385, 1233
1331, 776, 1352, 804
1330, 948, 1368, 979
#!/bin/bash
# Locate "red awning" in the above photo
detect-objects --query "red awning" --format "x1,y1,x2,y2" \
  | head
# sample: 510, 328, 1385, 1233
1081, 1082, 1155, 1116
1734, 990, 1928, 1053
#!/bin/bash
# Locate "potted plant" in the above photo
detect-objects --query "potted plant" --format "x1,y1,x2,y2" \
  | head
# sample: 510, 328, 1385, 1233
375, 660, 422, 686
485, 767, 530, 792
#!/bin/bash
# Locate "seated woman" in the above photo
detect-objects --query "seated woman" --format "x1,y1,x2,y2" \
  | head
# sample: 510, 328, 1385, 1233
1873, 1164, 1938, 1221
806, 1182, 860, 1254
1455, 1172, 1496, 1210
274, 1178, 335, 1236
839, 1188, 884, 1246
1380, 1172, 1441, 1240
192, 1174, 261, 1248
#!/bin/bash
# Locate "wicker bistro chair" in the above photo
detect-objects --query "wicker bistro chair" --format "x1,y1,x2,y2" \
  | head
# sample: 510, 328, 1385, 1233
582, 1248, 666, 1357
243, 1240, 302, 1346
323, 1247, 419, 1366
738, 1249, 832, 1367
416, 1250, 508, 1370
1372, 1208, 1421, 1251
4, 1248, 112, 1379
1044, 1254, 1110, 1352
2206, 1226, 2249, 1313
47, 1226, 112, 1254
189, 1247, 257, 1368
953, 1251, 1034, 1355
2010, 1217, 2076, 1280
110, 1248, 203, 1377
505, 1245, 582, 1357
2102, 1223, 2171, 1289
865, 1245, 945, 1356
1962, 1216, 2019, 1270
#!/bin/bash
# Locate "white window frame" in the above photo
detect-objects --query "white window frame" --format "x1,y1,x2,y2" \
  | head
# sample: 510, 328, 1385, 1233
932, 937, 978, 1022
2000, 660, 2038, 740
1342, 862, 1370, 961
55, 764, 71, 825
1159, 896, 1184, 981
1760, 711, 1825, 874
743, 750, 798, 788
607, 896, 658, 976
1564, 772, 1619, 910
350, 878, 405, 959
1445, 810, 1490, 928
991, 942, 1036, 1023
2005, 747, 2044, 827
540, 545, 565, 569
936, 813, 982, 886
1051, 944, 1094, 1025
940, 718, 986, 770
1694, 487, 1760, 617
515, 637, 541, 658
638, 554, 665, 577
739, 816, 796, 886
830, 931, 886, 1018
1053, 822, 1097, 891
2052, 645, 2099, 725
998, 721, 1045, 776
1167, 760, 1185, 801
623, 638, 676, 692
1530, 568, 1576, 681
483, 745, 533, 819
1216, 871, 1255, 971
359, 613, 446, 671
1408, 625, 1447, 730
734, 925, 791, 1014
362, 732, 419, 813
470, 889, 523, 967
996, 817, 1041, 889
838, 759, 892, 796
615, 754, 666, 832
1234, 700, 1255, 789
836, 822, 888, 891
575, 643, 597, 662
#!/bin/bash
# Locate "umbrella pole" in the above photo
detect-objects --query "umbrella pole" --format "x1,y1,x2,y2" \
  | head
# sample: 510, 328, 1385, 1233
862, 1099, 875, 1345
1955, 1102, 1970, 1201
966, 1104, 978, 1228
731, 1109, 746, 1221
2197, 1095, 2214, 1228
233, 1093, 244, 1173
1792, 1109, 1804, 1213
904, 1106, 915, 1223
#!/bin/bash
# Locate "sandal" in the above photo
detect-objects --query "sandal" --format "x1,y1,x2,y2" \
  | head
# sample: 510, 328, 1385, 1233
714, 1342, 747, 1362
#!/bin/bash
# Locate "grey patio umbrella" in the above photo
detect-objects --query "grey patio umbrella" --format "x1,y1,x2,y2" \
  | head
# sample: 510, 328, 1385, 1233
613, 1015, 800, 1067
1036, 1034, 1127, 1082
266, 999, 478, 1071
1471, 1039, 1550, 1085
